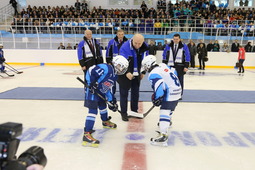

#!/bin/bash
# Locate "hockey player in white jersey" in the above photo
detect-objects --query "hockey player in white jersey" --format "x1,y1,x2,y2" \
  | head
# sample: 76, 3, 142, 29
141, 55, 182, 146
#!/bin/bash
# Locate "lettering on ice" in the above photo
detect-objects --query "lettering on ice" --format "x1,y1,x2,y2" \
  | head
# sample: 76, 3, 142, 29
19, 127, 255, 147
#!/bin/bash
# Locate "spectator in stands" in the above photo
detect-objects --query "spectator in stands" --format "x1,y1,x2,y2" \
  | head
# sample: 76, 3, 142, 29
75, 0, 81, 11
197, 40, 206, 49
244, 41, 253, 52
105, 29, 128, 64
239, 0, 244, 6
140, 1, 147, 12
187, 40, 197, 69
58, 43, 65, 50
81, 1, 88, 11
154, 20, 161, 35
209, 1, 217, 11
161, 19, 169, 34
66, 43, 73, 50
157, 0, 163, 10
213, 40, 220, 52
10, 0, 18, 16
207, 40, 214, 52
244, 0, 249, 6
148, 40, 157, 55
77, 29, 103, 74
221, 42, 230, 52
197, 43, 207, 70
74, 43, 78, 50
157, 42, 164, 50
237, 45, 245, 73
231, 40, 240, 52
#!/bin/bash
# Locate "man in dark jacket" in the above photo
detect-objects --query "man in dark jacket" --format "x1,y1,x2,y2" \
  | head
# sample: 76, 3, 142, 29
119, 34, 149, 121
231, 40, 240, 52
244, 42, 252, 52
148, 40, 157, 55
197, 43, 207, 70
206, 40, 214, 52
106, 29, 128, 64
77, 30, 103, 74
162, 34, 190, 98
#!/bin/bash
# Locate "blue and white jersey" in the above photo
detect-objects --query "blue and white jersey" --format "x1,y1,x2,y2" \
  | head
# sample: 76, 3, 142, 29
0, 49, 3, 59
85, 63, 117, 102
148, 63, 182, 101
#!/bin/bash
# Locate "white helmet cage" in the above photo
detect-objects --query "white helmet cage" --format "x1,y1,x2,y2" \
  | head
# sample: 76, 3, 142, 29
141, 55, 157, 72
112, 55, 129, 75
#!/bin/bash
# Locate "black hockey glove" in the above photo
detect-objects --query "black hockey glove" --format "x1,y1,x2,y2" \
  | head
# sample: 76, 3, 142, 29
108, 99, 118, 112
88, 82, 98, 94
151, 93, 164, 107
0, 57, 5, 62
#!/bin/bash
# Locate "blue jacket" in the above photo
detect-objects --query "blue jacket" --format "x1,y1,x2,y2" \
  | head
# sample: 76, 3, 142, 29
105, 36, 128, 64
162, 41, 190, 68
118, 39, 149, 89
77, 37, 103, 70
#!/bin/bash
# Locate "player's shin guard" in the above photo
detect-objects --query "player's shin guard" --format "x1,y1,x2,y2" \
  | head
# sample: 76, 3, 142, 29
99, 107, 108, 121
85, 111, 97, 132
159, 109, 172, 134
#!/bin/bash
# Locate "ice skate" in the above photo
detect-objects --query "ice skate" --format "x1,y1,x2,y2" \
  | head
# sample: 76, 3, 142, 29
102, 116, 117, 129
150, 131, 168, 147
82, 131, 100, 148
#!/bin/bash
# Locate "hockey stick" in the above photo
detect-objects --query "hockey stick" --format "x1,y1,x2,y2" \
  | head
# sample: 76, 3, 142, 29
3, 71, 14, 77
76, 77, 122, 113
128, 105, 155, 119
4, 62, 23, 74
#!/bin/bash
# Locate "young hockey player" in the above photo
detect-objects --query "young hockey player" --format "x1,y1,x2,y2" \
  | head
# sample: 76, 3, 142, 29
141, 55, 182, 147
82, 55, 129, 147
0, 44, 6, 73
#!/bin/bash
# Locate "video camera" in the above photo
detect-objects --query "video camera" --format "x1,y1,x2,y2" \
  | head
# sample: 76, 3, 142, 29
0, 122, 47, 170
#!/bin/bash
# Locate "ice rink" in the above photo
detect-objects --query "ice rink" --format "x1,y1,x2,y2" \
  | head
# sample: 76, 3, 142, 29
1, 65, 255, 170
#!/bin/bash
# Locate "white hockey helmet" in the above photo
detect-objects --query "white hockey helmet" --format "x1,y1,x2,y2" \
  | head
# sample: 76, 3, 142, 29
0, 44, 3, 48
141, 55, 157, 72
112, 55, 129, 75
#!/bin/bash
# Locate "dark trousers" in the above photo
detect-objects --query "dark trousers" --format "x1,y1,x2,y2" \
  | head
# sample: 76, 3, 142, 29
119, 77, 140, 117
199, 57, 205, 69
238, 59, 245, 72
190, 55, 195, 68
175, 65, 184, 95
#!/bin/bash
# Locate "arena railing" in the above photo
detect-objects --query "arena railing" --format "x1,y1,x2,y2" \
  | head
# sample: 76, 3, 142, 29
1, 17, 255, 49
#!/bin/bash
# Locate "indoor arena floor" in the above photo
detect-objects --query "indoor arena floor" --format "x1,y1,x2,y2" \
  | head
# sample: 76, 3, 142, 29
1, 65, 255, 170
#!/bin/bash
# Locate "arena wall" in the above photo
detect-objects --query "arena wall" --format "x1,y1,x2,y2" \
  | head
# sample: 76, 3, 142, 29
4, 49, 255, 69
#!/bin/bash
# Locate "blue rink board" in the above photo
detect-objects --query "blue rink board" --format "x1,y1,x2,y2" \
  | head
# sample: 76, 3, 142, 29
0, 87, 255, 103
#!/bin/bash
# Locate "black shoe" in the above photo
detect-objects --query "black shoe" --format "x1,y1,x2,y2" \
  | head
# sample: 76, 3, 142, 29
179, 98, 182, 100
121, 116, 129, 121
237, 71, 241, 73
242, 71, 244, 73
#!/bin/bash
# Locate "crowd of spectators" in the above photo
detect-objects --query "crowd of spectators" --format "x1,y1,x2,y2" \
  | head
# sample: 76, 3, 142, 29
9, 0, 255, 36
